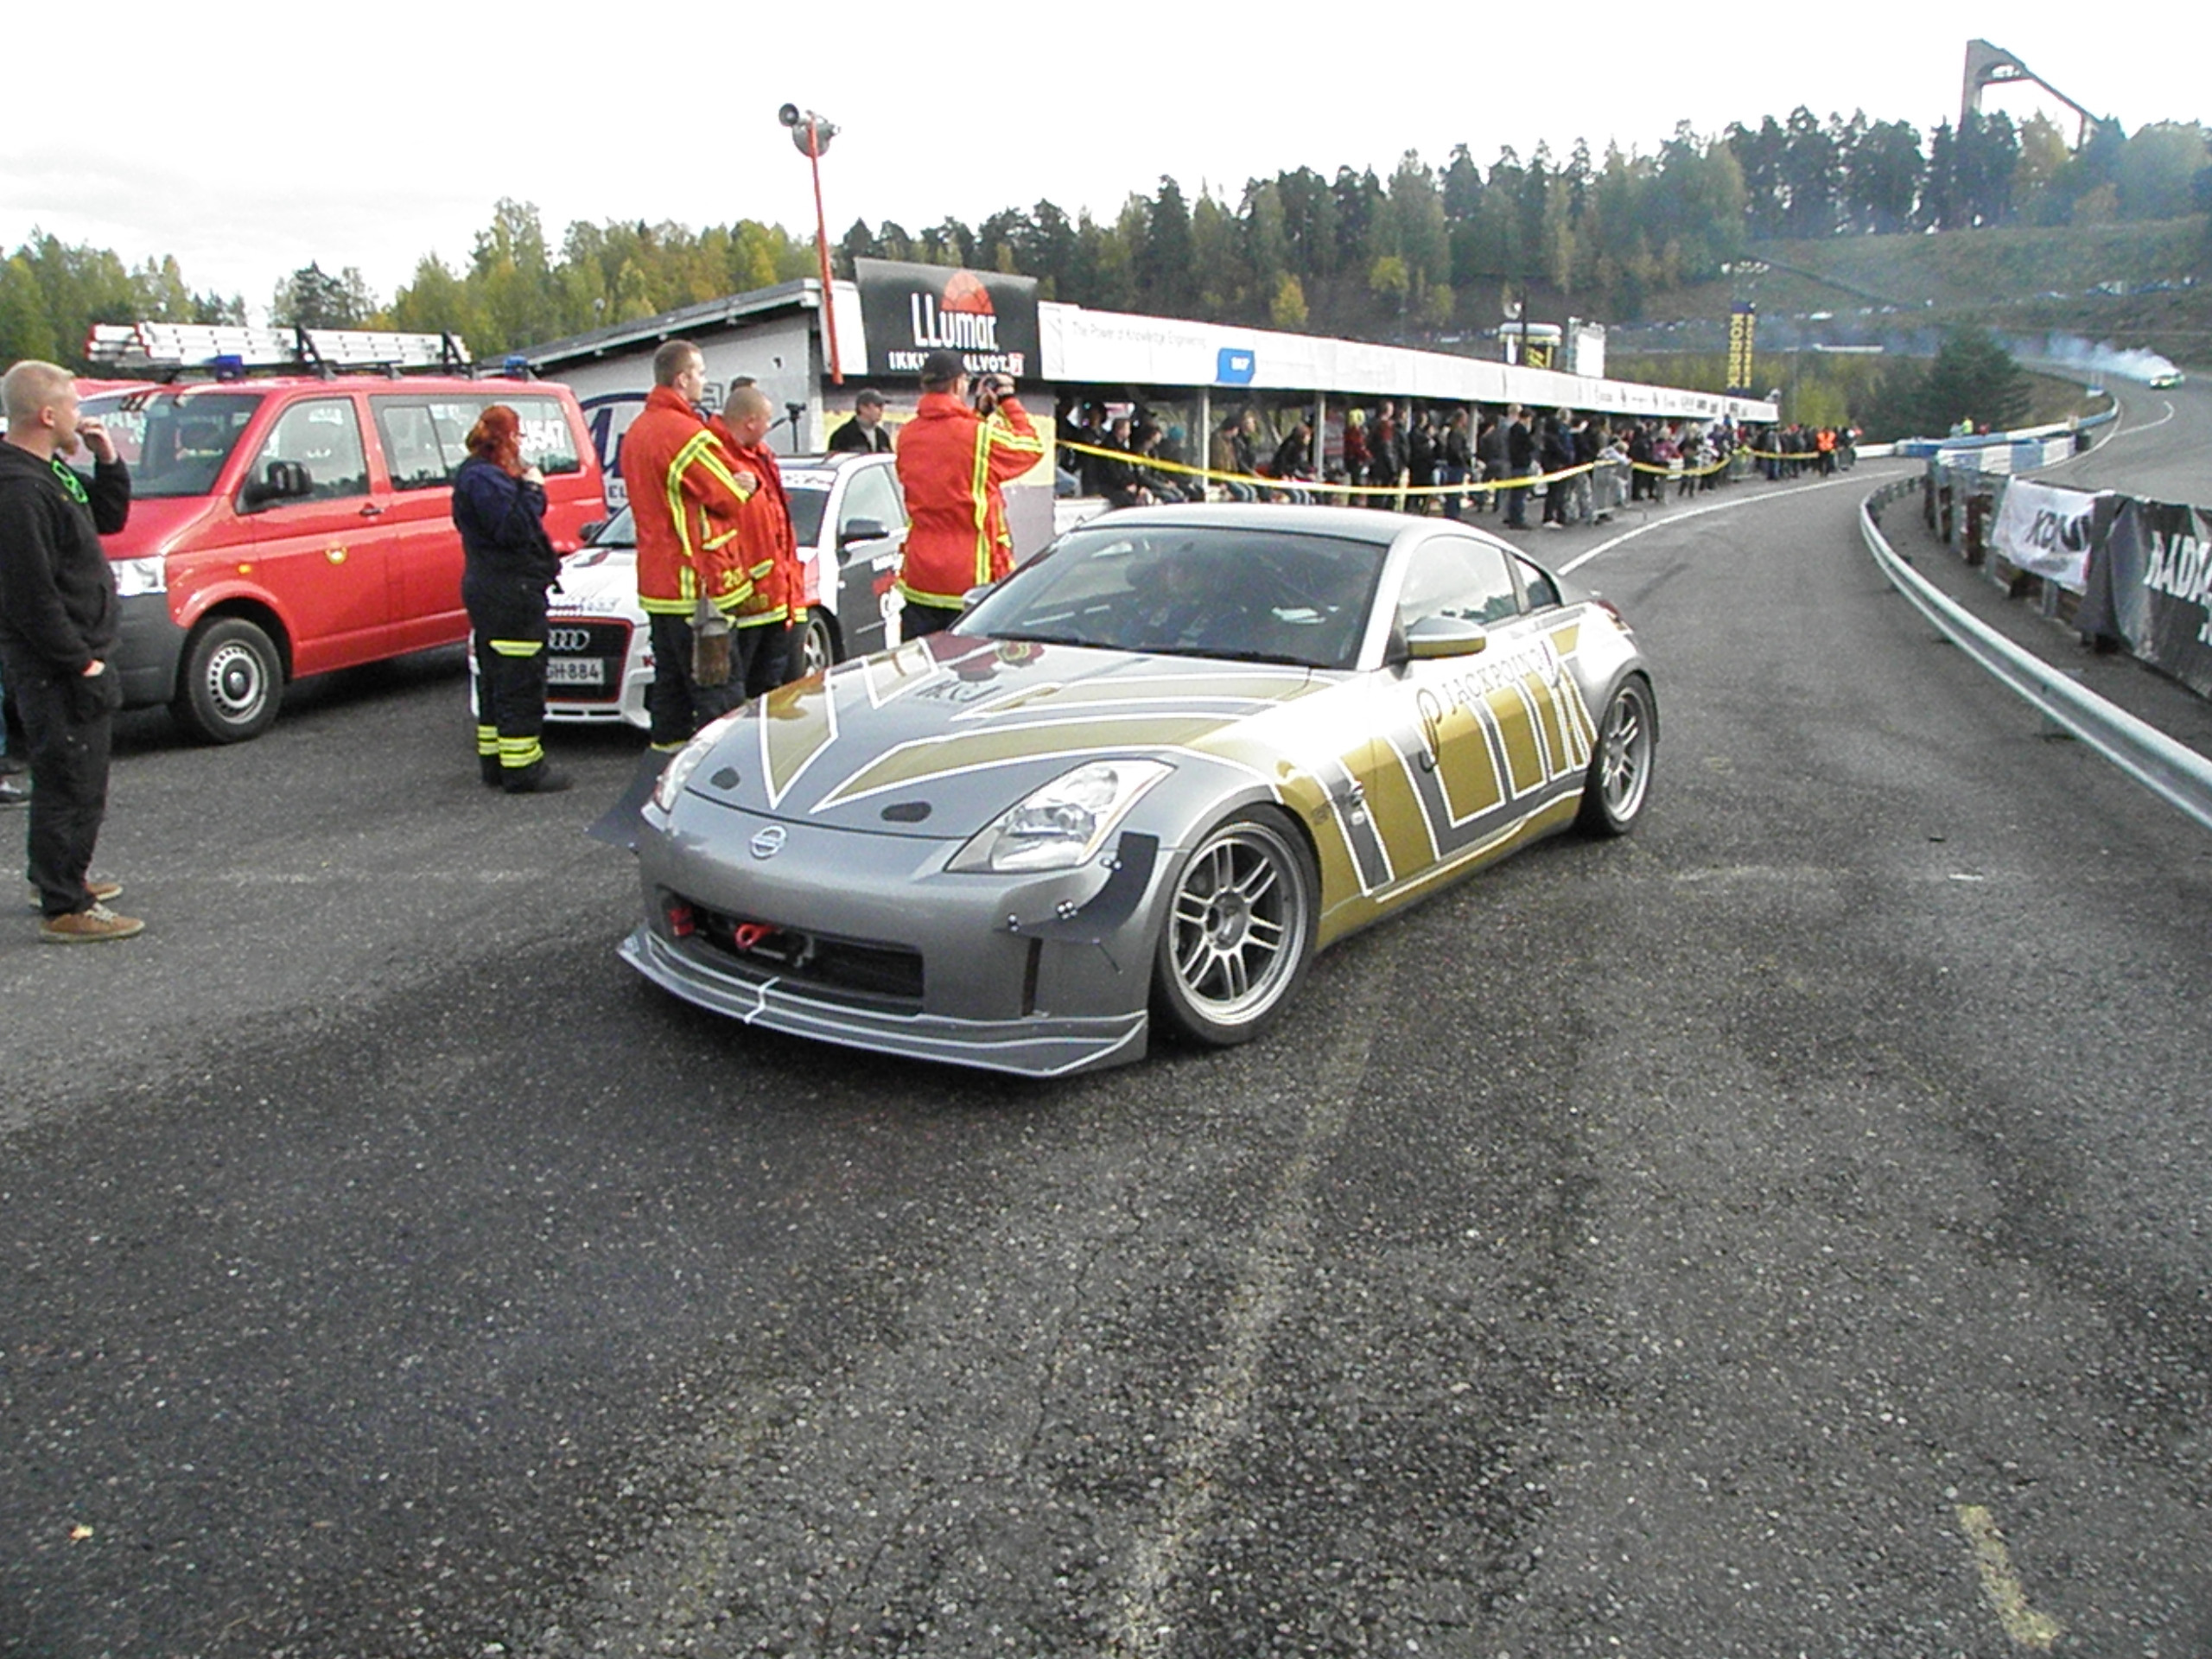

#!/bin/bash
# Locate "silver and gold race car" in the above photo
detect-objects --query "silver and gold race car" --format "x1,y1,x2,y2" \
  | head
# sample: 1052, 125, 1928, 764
621, 504, 1655, 1076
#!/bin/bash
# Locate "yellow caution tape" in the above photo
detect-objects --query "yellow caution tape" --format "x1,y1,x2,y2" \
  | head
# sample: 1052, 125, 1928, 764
1058, 437, 1599, 498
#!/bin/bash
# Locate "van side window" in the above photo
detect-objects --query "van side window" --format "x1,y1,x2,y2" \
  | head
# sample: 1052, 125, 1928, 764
372, 400, 454, 490
372, 394, 582, 486
510, 396, 582, 475
252, 398, 368, 500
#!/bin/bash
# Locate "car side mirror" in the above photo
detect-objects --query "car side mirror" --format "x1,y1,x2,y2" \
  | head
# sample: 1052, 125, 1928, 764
838, 517, 889, 547
578, 519, 607, 544
241, 460, 312, 510
1401, 613, 1490, 662
961, 582, 996, 610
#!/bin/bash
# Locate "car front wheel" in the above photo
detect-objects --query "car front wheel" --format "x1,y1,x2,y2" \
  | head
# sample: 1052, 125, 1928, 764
1151, 808, 1318, 1048
1577, 672, 1655, 836
175, 617, 284, 743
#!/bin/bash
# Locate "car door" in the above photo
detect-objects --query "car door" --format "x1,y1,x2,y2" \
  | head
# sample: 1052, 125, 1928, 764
828, 460, 908, 658
371, 391, 483, 654
1357, 532, 1595, 893
242, 394, 391, 675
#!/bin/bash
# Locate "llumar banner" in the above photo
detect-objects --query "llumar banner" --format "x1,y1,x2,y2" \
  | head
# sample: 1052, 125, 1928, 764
1993, 478, 2107, 593
1726, 303, 1757, 397
2080, 499, 2212, 699
855, 258, 1039, 380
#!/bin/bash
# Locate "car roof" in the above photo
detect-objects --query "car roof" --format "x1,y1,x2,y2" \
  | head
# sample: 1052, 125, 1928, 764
1065, 500, 1440, 546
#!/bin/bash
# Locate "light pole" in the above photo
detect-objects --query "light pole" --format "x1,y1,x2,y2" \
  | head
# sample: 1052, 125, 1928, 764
779, 103, 843, 385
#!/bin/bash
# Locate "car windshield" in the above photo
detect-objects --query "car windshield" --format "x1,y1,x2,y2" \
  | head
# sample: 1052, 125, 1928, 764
589, 485, 828, 549
76, 390, 259, 499
961, 522, 1387, 671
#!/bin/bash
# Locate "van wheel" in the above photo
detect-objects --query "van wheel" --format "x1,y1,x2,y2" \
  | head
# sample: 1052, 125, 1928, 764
175, 618, 283, 743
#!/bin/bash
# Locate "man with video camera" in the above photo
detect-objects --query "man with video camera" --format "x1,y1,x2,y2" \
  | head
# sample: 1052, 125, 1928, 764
891, 348, 1045, 639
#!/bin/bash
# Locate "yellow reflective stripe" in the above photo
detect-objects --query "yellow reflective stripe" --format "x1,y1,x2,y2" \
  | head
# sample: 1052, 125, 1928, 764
690, 441, 754, 501
487, 639, 543, 658
971, 423, 995, 586
475, 725, 499, 756
498, 737, 545, 767
702, 527, 740, 550
985, 415, 1046, 458
897, 577, 968, 609
748, 559, 774, 579
734, 608, 788, 627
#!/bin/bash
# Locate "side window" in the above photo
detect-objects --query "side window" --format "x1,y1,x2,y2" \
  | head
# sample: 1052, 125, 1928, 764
510, 395, 582, 475
372, 400, 453, 490
839, 464, 905, 534
1397, 536, 1522, 629
253, 397, 368, 499
1515, 556, 1560, 610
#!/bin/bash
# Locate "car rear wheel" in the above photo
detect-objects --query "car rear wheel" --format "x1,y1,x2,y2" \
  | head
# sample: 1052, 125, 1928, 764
1577, 672, 1655, 836
798, 608, 838, 677
1152, 809, 1317, 1048
174, 617, 283, 744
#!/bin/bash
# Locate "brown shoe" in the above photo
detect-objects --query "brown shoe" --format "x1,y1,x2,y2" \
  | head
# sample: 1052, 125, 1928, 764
25, 877, 121, 912
39, 902, 145, 944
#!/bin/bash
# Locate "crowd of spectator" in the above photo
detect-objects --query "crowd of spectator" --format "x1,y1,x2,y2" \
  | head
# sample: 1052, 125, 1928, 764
1056, 395, 1849, 531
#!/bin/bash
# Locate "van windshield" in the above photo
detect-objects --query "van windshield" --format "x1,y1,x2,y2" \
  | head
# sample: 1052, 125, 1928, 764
79, 391, 260, 499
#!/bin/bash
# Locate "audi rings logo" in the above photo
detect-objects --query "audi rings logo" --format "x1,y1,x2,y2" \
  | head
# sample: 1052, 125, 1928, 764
750, 825, 787, 860
547, 626, 594, 653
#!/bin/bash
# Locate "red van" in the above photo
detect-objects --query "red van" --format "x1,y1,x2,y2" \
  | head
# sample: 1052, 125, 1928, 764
75, 374, 605, 741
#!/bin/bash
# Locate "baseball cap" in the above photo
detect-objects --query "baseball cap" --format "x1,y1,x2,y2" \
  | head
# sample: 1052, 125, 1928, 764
919, 349, 965, 386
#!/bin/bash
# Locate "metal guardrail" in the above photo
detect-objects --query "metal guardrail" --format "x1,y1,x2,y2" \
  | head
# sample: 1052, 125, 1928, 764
1859, 478, 2212, 835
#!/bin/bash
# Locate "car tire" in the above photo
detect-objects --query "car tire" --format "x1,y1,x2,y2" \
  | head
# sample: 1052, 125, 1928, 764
1151, 807, 1319, 1049
799, 607, 838, 677
174, 616, 283, 744
1576, 672, 1655, 836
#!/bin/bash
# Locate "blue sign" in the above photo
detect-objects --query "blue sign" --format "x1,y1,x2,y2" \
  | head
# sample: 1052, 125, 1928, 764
1215, 347, 1256, 385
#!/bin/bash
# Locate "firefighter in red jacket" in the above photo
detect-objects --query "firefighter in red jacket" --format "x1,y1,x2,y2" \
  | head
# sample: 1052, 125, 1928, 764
893, 348, 1046, 638
713, 385, 804, 696
620, 340, 759, 748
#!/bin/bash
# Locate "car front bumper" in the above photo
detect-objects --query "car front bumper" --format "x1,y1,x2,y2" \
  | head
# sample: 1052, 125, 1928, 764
622, 796, 1173, 1077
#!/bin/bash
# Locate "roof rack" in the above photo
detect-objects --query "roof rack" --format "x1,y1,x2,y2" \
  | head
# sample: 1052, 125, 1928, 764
84, 321, 474, 381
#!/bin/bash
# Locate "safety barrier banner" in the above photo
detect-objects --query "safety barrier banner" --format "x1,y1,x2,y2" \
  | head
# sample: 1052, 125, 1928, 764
2082, 500, 2212, 700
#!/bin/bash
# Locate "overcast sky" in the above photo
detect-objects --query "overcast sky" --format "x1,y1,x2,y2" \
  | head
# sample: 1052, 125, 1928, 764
3, 2, 2193, 316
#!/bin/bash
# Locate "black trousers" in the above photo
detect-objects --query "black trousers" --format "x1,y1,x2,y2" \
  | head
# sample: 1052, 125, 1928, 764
647, 612, 754, 749
464, 570, 552, 775
3, 652, 117, 918
900, 602, 961, 640
743, 620, 798, 698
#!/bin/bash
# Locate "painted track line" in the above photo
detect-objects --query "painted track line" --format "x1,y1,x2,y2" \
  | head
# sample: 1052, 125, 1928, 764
1558, 472, 1878, 576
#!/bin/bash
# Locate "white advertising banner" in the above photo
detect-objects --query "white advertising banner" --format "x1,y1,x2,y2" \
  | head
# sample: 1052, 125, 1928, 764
1993, 479, 2107, 593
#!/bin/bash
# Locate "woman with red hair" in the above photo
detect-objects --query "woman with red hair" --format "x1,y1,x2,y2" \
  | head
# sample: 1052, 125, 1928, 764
453, 404, 568, 792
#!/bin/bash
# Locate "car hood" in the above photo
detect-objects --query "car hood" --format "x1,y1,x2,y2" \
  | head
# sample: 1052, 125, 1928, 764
550, 546, 640, 619
677, 632, 1337, 839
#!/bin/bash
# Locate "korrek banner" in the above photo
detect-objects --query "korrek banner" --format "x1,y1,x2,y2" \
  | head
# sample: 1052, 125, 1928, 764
854, 258, 1040, 381
1991, 477, 2109, 593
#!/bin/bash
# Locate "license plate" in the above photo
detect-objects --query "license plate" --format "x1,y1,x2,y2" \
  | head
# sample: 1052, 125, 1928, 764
546, 658, 606, 686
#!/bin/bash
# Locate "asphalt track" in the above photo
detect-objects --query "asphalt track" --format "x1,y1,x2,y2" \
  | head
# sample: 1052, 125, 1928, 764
3, 403, 2209, 1657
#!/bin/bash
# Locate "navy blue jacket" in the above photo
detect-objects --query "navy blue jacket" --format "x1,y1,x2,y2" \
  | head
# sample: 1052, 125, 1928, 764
451, 456, 559, 586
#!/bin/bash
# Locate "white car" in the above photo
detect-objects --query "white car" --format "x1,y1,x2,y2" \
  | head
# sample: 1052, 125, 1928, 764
537, 451, 908, 728
2147, 370, 2184, 391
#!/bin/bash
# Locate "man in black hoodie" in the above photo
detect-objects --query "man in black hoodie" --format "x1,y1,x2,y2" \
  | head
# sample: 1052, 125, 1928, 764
0, 360, 139, 942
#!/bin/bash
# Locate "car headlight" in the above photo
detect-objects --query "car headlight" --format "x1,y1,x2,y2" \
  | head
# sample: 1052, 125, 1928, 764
948, 760, 1170, 874
111, 556, 167, 597
650, 711, 743, 815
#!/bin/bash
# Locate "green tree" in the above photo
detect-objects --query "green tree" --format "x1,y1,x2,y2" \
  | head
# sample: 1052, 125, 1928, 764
2116, 122, 2211, 219
1914, 325, 2031, 433
1268, 271, 1308, 330
0, 254, 59, 365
